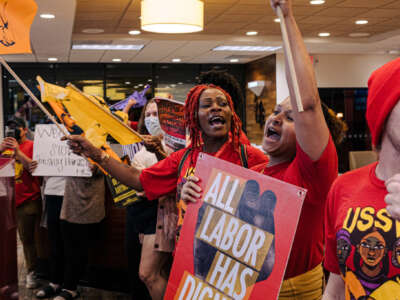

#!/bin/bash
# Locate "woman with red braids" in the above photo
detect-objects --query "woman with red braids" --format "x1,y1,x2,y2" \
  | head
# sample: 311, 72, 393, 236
65, 84, 268, 292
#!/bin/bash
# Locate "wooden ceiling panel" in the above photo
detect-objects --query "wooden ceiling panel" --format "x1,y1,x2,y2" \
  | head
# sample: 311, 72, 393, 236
77, 0, 130, 12
316, 7, 369, 17
292, 5, 326, 16
226, 4, 271, 15
383, 1, 400, 9
75, 12, 119, 21
212, 14, 263, 23
336, 0, 395, 8
359, 9, 400, 19
298, 16, 346, 25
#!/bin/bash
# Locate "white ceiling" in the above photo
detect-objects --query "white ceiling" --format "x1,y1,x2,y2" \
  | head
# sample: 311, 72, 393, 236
2, 0, 400, 64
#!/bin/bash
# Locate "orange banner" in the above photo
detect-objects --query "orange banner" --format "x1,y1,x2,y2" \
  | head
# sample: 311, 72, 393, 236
0, 0, 37, 54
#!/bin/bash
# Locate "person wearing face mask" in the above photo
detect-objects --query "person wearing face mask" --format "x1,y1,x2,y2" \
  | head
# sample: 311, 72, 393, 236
125, 98, 175, 300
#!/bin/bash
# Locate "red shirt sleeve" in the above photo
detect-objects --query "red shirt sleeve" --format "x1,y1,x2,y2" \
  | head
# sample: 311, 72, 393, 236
246, 145, 268, 168
139, 149, 185, 200
324, 180, 341, 274
293, 136, 338, 205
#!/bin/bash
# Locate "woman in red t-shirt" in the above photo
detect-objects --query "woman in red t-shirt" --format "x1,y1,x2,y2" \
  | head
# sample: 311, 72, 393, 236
65, 84, 268, 292
182, 0, 338, 298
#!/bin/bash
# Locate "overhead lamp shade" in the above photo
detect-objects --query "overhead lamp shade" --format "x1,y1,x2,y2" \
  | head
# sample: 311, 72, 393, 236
141, 0, 204, 33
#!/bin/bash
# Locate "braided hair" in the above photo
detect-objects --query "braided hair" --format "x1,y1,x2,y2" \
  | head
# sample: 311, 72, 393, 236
184, 84, 242, 152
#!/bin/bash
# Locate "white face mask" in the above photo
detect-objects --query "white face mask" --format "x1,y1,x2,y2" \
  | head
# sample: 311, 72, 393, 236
144, 116, 163, 136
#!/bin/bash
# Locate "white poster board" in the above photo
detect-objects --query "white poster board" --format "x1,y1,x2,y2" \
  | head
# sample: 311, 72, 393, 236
32, 124, 92, 177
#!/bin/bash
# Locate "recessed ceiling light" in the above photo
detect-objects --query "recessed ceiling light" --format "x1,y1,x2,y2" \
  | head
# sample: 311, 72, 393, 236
246, 31, 258, 36
40, 14, 55, 19
147, 79, 152, 82
112, 58, 122, 62
178, 82, 183, 85
318, 32, 330, 37
230, 59, 239, 63
336, 112, 343, 118
170, 84, 177, 87
310, 0, 325, 5
125, 81, 131, 84
213, 45, 282, 51
172, 58, 181, 62
128, 30, 141, 35
349, 32, 370, 37
72, 44, 144, 50
81, 28, 104, 34
388, 50, 400, 54
48, 57, 58, 62
355, 20, 368, 25
274, 18, 280, 23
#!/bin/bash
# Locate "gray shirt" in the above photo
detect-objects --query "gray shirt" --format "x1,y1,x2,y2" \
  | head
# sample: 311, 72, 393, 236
61, 172, 105, 224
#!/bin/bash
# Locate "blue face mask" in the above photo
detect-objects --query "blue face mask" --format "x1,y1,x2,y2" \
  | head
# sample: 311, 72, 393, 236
144, 116, 163, 136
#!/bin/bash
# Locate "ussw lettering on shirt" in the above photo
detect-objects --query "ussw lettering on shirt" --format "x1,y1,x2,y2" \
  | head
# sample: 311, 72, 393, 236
165, 154, 306, 300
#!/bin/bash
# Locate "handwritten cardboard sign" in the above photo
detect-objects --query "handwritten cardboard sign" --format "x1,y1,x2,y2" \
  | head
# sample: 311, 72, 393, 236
165, 154, 306, 300
32, 124, 92, 177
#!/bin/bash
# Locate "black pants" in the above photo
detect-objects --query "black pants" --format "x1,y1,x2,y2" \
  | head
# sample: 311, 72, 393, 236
60, 220, 102, 291
125, 207, 152, 300
45, 195, 64, 285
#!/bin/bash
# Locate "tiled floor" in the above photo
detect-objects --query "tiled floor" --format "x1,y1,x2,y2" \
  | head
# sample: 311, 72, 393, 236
17, 236, 132, 300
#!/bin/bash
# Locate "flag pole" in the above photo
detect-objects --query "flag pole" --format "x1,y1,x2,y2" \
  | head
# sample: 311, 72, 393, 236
276, 6, 304, 112
0, 56, 70, 136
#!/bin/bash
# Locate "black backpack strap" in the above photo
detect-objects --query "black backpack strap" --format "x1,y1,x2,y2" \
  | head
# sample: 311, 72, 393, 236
240, 144, 248, 169
177, 148, 191, 177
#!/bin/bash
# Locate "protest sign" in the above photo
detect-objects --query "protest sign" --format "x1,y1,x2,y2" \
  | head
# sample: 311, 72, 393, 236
165, 154, 306, 300
105, 155, 144, 208
32, 124, 92, 177
155, 97, 186, 152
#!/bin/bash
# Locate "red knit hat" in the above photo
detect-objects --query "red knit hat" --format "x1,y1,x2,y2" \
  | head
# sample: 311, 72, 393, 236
366, 58, 400, 147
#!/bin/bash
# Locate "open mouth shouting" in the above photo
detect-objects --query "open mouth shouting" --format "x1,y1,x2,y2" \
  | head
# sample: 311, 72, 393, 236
208, 115, 226, 129
265, 126, 281, 142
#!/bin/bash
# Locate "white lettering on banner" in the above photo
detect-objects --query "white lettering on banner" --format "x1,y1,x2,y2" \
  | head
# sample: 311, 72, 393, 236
206, 252, 256, 300
33, 124, 92, 177
177, 272, 232, 300
196, 206, 272, 270
203, 172, 239, 214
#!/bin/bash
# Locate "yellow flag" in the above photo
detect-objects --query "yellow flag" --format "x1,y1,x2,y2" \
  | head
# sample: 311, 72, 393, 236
37, 76, 68, 102
0, 0, 37, 54
65, 84, 142, 146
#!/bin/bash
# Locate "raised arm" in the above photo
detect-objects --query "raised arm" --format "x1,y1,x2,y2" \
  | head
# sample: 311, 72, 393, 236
66, 135, 143, 191
322, 273, 345, 300
271, 0, 329, 161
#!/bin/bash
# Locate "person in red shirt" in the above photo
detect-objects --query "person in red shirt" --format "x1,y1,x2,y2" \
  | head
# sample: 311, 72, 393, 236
323, 59, 400, 299
65, 84, 268, 298
0, 117, 41, 289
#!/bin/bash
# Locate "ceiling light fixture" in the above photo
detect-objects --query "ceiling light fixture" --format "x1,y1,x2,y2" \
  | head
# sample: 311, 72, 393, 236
141, 0, 204, 33
274, 18, 280, 23
336, 112, 343, 118
388, 50, 400, 55
310, 0, 325, 5
40, 14, 55, 19
172, 58, 181, 62
125, 81, 131, 84
128, 30, 141, 35
246, 31, 258, 36
48, 57, 58, 62
318, 32, 330, 37
72, 44, 144, 50
213, 45, 282, 51
112, 58, 122, 62
230, 59, 239, 63
348, 32, 370, 37
355, 20, 368, 25
82, 28, 104, 34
